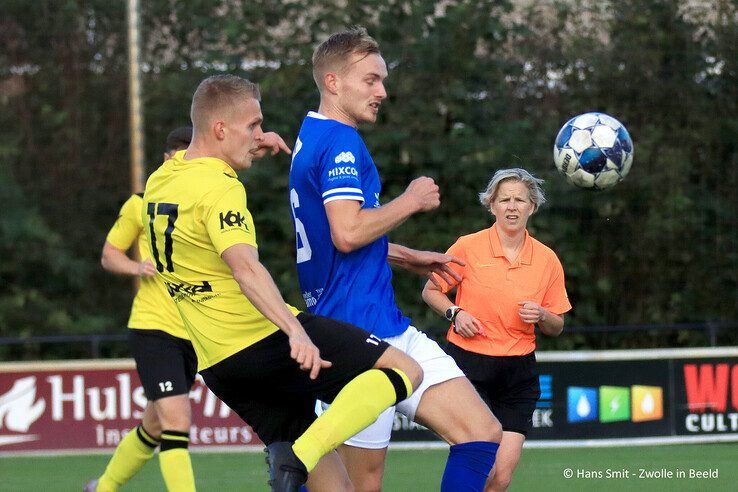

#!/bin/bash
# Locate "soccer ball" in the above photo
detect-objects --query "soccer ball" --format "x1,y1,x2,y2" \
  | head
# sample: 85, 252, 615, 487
553, 112, 634, 189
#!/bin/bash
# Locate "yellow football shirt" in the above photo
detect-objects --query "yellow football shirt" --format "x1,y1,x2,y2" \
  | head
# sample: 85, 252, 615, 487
143, 150, 299, 370
105, 194, 187, 339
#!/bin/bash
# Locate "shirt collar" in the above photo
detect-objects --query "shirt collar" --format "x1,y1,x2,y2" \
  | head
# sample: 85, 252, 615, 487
307, 110, 328, 120
489, 223, 533, 265
306, 111, 357, 130
172, 150, 238, 178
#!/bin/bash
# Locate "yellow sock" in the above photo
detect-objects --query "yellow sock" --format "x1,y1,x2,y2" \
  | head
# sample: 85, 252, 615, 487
97, 425, 158, 492
293, 368, 413, 472
159, 430, 195, 491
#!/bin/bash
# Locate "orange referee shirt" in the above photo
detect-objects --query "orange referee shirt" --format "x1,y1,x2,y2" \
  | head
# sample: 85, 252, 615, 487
439, 223, 571, 356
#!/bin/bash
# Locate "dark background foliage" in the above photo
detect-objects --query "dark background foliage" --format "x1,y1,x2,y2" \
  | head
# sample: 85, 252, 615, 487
1, 0, 736, 358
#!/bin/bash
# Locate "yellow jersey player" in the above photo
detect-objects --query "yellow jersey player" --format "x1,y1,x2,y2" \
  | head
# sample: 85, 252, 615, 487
143, 74, 423, 492
87, 127, 198, 492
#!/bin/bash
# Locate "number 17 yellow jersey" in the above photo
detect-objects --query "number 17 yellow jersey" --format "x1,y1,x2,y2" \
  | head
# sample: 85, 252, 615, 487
143, 150, 299, 370
105, 193, 187, 339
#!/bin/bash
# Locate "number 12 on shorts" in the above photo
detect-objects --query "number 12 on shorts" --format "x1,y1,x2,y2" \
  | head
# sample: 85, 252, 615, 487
158, 381, 173, 392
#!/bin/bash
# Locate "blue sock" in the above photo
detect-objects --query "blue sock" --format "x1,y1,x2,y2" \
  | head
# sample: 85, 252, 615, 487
440, 441, 499, 492
298, 486, 308, 492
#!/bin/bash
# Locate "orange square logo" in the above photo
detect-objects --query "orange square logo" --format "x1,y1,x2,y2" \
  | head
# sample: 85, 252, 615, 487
631, 385, 663, 422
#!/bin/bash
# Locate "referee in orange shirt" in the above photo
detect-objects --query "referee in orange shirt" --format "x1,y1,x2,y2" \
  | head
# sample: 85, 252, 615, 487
422, 168, 571, 492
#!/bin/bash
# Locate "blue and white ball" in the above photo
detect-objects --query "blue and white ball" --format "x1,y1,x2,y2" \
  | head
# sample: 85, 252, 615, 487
553, 112, 634, 189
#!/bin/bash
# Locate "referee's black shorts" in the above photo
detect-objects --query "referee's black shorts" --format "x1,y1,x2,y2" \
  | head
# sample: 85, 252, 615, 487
446, 343, 540, 436
128, 328, 198, 401
200, 312, 390, 445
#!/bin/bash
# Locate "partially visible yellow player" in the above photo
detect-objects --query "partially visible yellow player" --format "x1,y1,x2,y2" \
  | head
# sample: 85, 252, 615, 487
86, 127, 198, 492
143, 74, 423, 492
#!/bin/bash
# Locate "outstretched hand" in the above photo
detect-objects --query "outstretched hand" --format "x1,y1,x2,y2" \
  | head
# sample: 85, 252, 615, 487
251, 132, 292, 160
288, 328, 332, 380
400, 250, 465, 287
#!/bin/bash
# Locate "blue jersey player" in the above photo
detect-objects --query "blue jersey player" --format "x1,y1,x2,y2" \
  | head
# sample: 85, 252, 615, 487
289, 28, 502, 492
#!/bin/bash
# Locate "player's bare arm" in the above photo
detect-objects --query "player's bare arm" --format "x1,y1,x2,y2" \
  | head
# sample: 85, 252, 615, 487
101, 241, 156, 277
324, 176, 441, 252
221, 243, 332, 379
518, 301, 565, 337
387, 244, 464, 287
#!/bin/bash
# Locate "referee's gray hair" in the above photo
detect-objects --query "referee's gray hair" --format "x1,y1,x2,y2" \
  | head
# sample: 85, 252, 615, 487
478, 168, 546, 212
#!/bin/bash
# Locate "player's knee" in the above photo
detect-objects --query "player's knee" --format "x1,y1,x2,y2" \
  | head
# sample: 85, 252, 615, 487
490, 468, 513, 491
489, 418, 504, 442
158, 413, 191, 433
310, 478, 355, 492
376, 347, 423, 391
358, 478, 382, 492
355, 466, 384, 492
141, 412, 162, 439
456, 412, 502, 444
466, 400, 503, 442
403, 360, 423, 392
156, 408, 191, 432
154, 395, 192, 432
477, 416, 503, 443
140, 421, 162, 441
336, 475, 355, 492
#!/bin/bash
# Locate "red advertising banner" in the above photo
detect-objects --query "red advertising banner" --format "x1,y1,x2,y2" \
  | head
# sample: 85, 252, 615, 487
677, 360, 738, 434
4, 349, 738, 454
0, 360, 262, 454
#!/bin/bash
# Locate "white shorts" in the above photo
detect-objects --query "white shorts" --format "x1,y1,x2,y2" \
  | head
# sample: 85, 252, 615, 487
317, 325, 465, 449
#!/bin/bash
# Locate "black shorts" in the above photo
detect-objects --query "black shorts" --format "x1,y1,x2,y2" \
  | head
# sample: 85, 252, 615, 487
446, 344, 540, 436
200, 312, 390, 445
128, 328, 198, 401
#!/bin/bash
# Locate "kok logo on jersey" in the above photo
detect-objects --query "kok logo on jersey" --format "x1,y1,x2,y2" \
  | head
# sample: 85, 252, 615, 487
219, 211, 246, 230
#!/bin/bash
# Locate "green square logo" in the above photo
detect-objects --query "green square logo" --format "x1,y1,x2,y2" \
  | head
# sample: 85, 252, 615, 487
599, 386, 630, 422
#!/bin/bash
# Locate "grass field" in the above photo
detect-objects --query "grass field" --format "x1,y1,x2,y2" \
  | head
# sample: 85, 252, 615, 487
1, 443, 736, 491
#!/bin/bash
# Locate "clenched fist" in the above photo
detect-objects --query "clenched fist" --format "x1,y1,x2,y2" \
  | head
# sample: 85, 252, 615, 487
404, 176, 440, 212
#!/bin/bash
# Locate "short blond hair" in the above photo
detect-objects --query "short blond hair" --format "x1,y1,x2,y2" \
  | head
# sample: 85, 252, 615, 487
312, 27, 380, 90
479, 168, 546, 212
190, 75, 260, 132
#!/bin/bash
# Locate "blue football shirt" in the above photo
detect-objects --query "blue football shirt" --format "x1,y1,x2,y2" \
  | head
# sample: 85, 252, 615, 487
288, 112, 411, 338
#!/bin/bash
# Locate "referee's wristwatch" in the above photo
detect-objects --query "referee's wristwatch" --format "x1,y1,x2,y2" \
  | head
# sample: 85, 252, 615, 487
445, 305, 463, 322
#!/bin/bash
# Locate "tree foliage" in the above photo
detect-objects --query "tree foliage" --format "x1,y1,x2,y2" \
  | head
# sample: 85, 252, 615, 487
1, 0, 736, 355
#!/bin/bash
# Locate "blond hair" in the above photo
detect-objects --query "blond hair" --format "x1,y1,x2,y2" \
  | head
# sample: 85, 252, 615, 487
190, 75, 260, 132
312, 27, 380, 90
